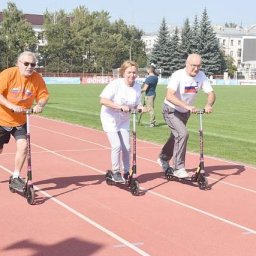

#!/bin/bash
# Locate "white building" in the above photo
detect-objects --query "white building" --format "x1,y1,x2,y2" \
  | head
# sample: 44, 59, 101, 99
141, 24, 256, 77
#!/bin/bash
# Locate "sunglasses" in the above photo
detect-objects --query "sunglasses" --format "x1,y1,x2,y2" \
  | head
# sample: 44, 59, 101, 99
189, 63, 201, 69
21, 61, 36, 67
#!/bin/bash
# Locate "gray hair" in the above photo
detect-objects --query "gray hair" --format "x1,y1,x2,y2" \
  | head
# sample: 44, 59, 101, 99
17, 51, 37, 64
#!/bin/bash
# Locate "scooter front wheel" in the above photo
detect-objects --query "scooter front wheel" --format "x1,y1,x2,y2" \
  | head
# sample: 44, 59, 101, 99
130, 178, 139, 196
198, 176, 208, 190
26, 186, 35, 205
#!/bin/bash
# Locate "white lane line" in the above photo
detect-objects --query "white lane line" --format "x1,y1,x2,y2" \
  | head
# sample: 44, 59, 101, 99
31, 124, 256, 194
135, 155, 256, 194
0, 164, 150, 256
114, 242, 144, 248
205, 178, 256, 193
32, 125, 109, 149
32, 122, 256, 171
3, 136, 255, 194
32, 116, 256, 170
5, 142, 256, 236
147, 189, 256, 235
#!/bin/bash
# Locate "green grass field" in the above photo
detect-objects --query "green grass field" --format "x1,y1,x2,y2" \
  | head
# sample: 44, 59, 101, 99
42, 84, 256, 166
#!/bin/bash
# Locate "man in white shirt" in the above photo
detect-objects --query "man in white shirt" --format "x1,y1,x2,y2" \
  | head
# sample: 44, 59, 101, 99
157, 53, 216, 178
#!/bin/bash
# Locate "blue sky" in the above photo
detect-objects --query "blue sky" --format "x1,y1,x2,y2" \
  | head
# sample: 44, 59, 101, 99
1, 0, 255, 33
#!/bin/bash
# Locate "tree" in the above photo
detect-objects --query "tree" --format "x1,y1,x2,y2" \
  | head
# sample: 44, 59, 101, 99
168, 27, 184, 75
179, 18, 193, 66
197, 8, 223, 76
150, 18, 172, 77
190, 15, 200, 54
39, 7, 147, 73
110, 19, 146, 68
0, 2, 37, 68
40, 10, 75, 73
224, 22, 238, 28
225, 55, 237, 78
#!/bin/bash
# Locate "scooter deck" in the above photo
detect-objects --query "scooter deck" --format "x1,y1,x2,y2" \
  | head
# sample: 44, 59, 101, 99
105, 171, 127, 184
105, 170, 140, 195
165, 168, 208, 190
106, 177, 126, 184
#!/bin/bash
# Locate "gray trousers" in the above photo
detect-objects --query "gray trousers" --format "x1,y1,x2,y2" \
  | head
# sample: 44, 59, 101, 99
106, 129, 130, 173
159, 104, 190, 170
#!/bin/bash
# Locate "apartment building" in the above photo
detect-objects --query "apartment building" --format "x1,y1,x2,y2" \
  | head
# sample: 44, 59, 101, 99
141, 24, 256, 77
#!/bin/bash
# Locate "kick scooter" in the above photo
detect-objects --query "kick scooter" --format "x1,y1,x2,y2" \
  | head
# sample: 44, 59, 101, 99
9, 109, 35, 204
165, 109, 208, 190
105, 109, 140, 195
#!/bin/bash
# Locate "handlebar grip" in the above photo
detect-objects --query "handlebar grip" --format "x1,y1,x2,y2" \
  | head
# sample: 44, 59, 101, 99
11, 109, 33, 114
121, 108, 141, 113
193, 109, 205, 114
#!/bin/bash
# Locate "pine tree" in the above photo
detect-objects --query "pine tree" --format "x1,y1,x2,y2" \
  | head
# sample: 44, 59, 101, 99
179, 18, 193, 65
198, 8, 223, 75
150, 18, 172, 77
168, 27, 183, 75
190, 15, 200, 53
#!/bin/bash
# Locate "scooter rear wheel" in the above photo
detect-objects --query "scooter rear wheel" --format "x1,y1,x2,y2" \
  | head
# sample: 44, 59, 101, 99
9, 186, 16, 193
105, 170, 114, 185
26, 186, 35, 205
9, 177, 16, 193
165, 167, 174, 181
198, 176, 208, 190
130, 178, 139, 196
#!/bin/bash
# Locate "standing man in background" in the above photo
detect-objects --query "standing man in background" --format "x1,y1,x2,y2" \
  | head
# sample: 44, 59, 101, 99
141, 63, 159, 127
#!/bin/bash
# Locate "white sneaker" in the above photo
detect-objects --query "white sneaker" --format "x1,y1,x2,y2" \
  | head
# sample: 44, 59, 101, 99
173, 168, 189, 178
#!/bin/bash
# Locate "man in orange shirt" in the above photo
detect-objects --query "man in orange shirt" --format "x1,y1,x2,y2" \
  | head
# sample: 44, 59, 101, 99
0, 51, 49, 187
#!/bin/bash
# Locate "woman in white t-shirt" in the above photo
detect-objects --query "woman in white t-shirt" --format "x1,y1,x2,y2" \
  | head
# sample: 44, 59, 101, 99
100, 60, 144, 183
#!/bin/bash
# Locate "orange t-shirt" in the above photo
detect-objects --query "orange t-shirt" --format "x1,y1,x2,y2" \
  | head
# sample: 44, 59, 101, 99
0, 67, 49, 126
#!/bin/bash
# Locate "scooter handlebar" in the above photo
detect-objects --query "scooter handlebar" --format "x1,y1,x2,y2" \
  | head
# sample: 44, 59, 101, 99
12, 109, 33, 114
121, 108, 142, 113
194, 109, 205, 114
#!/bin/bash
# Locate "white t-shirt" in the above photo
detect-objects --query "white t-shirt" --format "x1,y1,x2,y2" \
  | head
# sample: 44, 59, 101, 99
100, 78, 141, 132
164, 69, 213, 113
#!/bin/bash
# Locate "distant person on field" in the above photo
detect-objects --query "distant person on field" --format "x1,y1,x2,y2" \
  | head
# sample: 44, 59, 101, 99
100, 60, 146, 183
141, 63, 159, 127
0, 51, 49, 187
157, 53, 216, 178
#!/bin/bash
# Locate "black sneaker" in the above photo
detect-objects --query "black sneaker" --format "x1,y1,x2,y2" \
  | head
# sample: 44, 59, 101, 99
157, 158, 170, 172
123, 172, 130, 181
112, 172, 125, 183
10, 177, 25, 191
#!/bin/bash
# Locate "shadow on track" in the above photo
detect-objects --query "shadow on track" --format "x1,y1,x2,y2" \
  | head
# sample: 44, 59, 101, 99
34, 174, 104, 204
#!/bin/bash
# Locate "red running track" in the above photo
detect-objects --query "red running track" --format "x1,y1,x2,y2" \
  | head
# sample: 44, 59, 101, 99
0, 115, 256, 256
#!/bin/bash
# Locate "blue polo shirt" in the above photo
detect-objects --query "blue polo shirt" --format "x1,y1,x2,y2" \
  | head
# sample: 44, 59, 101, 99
144, 75, 158, 96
